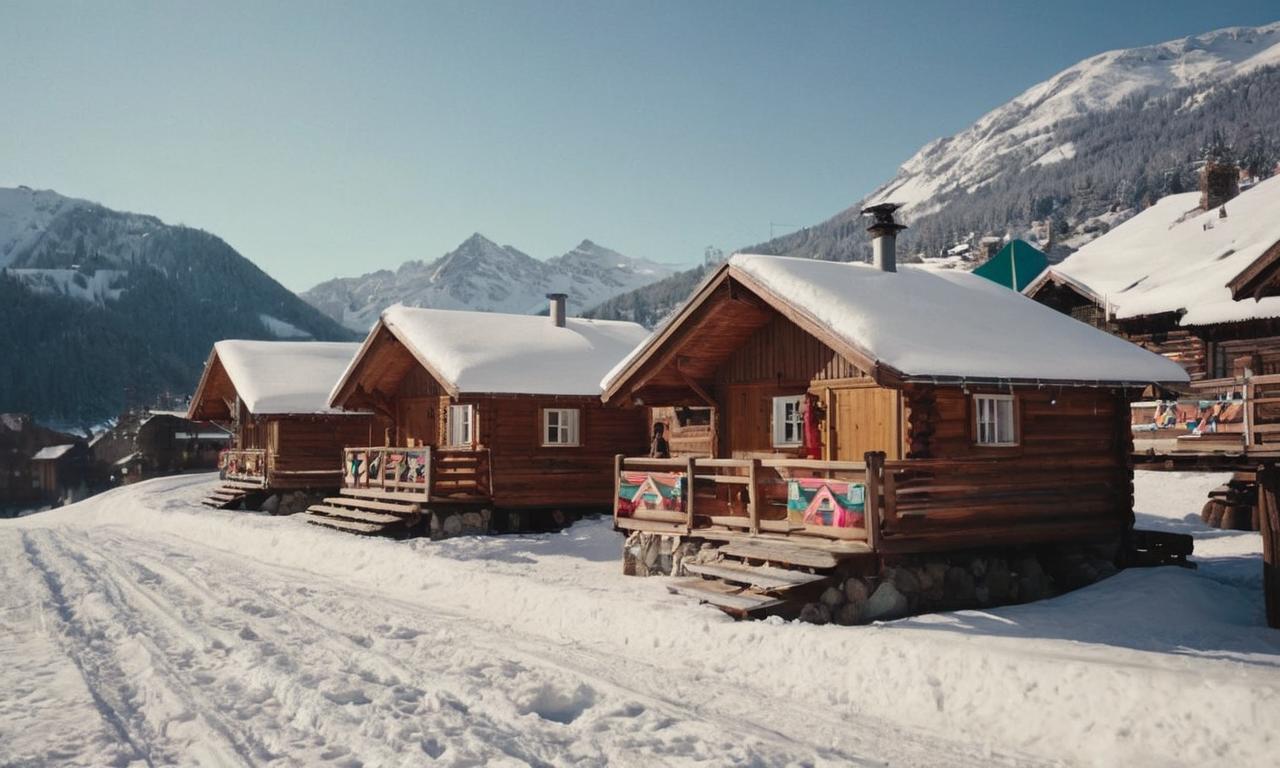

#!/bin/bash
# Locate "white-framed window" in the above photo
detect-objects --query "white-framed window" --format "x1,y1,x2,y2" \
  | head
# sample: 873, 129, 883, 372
974, 394, 1017, 446
771, 395, 804, 447
447, 404, 474, 447
542, 408, 581, 447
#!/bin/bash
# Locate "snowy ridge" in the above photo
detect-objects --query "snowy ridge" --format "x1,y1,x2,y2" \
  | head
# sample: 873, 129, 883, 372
871, 23, 1280, 216
0, 186, 88, 267
302, 234, 675, 333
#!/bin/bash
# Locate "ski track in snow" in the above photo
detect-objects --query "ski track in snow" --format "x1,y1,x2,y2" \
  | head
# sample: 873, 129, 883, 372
2, 471, 1277, 766
1, 491, 1031, 767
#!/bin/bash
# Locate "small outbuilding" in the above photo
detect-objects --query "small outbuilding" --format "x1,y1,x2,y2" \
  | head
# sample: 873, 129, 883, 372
315, 297, 651, 535
187, 340, 379, 508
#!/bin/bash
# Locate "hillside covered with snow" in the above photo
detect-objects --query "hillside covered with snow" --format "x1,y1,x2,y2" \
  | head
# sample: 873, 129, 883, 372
736, 22, 1280, 268
303, 234, 674, 333
1, 471, 1276, 765
0, 186, 354, 423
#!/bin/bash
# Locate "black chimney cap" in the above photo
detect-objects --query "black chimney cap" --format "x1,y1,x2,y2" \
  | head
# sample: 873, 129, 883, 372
861, 202, 906, 233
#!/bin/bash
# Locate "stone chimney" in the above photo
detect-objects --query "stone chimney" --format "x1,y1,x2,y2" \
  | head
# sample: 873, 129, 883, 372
547, 293, 567, 328
861, 203, 907, 272
1200, 161, 1240, 211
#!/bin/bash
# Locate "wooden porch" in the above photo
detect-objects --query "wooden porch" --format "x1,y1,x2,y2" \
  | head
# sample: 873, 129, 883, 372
301, 446, 493, 534
614, 451, 1128, 567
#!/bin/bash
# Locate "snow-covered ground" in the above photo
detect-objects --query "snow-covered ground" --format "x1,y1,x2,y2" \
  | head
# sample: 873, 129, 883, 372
2, 471, 1277, 766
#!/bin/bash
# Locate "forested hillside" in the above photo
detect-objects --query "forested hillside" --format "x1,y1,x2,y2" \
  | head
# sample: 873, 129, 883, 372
0, 193, 354, 426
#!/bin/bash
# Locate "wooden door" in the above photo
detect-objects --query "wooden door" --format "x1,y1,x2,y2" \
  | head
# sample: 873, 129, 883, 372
397, 397, 437, 447
831, 386, 901, 461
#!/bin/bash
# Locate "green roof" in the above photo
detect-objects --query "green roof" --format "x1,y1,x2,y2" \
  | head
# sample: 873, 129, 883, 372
971, 239, 1049, 292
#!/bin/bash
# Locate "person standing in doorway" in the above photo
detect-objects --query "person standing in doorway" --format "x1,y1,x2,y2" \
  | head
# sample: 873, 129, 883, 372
650, 422, 671, 458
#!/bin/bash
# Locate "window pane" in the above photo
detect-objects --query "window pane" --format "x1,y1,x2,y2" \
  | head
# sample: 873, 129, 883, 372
997, 399, 1015, 443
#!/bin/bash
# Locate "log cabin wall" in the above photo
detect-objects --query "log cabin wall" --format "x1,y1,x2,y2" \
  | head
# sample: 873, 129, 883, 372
270, 416, 377, 477
902, 384, 1134, 536
439, 394, 647, 509
711, 313, 900, 460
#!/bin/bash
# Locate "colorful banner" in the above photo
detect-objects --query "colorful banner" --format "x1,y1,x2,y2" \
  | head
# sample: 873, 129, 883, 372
786, 478, 865, 528
617, 471, 685, 518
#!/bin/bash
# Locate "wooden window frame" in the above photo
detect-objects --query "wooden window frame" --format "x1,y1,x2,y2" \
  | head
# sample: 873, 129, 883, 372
972, 394, 1018, 447
447, 403, 474, 447
771, 395, 804, 448
541, 407, 581, 447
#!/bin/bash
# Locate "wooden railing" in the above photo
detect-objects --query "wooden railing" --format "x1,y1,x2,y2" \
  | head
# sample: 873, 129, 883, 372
342, 446, 492, 500
613, 454, 874, 543
614, 451, 1123, 553
221, 448, 267, 487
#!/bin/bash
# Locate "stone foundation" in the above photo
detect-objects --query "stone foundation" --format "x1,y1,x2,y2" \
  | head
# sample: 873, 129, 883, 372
429, 508, 493, 540
622, 531, 715, 577
259, 490, 326, 516
623, 530, 1124, 625
800, 540, 1122, 625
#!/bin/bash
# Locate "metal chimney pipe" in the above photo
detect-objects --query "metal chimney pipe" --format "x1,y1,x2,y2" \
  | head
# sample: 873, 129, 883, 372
547, 293, 567, 327
861, 202, 907, 273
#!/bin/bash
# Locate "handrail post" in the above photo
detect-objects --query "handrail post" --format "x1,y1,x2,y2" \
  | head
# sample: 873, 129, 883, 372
864, 451, 884, 551
614, 453, 624, 525
747, 458, 761, 536
685, 456, 696, 534
424, 446, 433, 500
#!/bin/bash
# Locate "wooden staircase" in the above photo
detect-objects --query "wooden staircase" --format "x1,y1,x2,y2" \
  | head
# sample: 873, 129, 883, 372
300, 488, 424, 536
201, 480, 264, 509
667, 554, 831, 619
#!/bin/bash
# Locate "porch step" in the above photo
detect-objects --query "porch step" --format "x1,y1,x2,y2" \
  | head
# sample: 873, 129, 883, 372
222, 479, 265, 491
307, 504, 402, 526
718, 539, 843, 570
340, 487, 432, 504
666, 578, 786, 617
298, 513, 386, 535
321, 496, 420, 516
201, 483, 252, 510
683, 561, 828, 591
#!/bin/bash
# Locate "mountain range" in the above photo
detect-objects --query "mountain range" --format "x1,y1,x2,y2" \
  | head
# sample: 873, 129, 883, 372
587, 22, 1280, 325
0, 186, 354, 424
302, 234, 674, 332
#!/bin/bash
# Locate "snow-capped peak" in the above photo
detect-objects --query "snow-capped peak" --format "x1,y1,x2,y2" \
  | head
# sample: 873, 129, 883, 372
870, 22, 1280, 217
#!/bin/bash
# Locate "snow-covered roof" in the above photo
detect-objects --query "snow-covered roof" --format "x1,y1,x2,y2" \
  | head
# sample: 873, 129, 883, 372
32, 444, 76, 461
719, 254, 1187, 385
355, 306, 650, 397
1028, 174, 1280, 326
214, 340, 364, 415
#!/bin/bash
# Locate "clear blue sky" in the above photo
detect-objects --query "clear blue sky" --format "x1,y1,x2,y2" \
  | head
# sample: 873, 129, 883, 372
1, 1, 1276, 290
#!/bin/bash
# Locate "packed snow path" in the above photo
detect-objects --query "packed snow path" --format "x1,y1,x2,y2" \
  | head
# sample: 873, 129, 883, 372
2, 473, 1279, 766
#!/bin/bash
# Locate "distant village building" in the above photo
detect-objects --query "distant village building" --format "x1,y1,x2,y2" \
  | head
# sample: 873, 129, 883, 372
30, 442, 92, 505
0, 414, 87, 511
1026, 171, 1280, 383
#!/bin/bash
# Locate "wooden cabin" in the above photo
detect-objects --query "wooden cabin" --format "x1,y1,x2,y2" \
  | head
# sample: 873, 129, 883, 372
601, 228, 1189, 610
1026, 174, 1280, 455
187, 340, 379, 508
312, 296, 650, 535
30, 442, 92, 505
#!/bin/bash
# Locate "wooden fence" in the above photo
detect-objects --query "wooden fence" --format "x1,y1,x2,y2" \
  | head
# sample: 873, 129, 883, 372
342, 446, 492, 501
